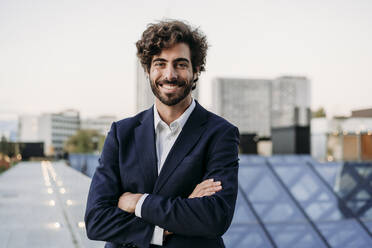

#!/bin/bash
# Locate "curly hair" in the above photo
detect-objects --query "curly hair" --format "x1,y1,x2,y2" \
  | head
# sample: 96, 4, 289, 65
136, 20, 208, 83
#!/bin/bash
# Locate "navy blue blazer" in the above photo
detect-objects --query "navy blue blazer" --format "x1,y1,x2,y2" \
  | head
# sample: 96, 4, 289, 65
85, 101, 240, 248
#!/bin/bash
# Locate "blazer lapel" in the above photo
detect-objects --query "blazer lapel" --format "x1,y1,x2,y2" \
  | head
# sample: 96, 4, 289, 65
134, 107, 158, 193
153, 101, 209, 194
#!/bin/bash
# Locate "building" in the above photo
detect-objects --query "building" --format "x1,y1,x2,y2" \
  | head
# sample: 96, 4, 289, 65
81, 115, 117, 136
352, 107, 372, 118
39, 109, 80, 156
19, 110, 80, 157
18, 115, 39, 142
271, 76, 311, 154
213, 77, 272, 137
136, 59, 199, 112
271, 76, 311, 128
311, 117, 372, 161
212, 76, 311, 154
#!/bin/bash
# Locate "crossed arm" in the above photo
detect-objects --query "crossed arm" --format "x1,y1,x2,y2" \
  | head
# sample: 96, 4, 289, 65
117, 179, 223, 237
85, 123, 239, 246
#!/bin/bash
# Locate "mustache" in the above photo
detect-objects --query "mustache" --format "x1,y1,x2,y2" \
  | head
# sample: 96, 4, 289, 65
156, 79, 186, 86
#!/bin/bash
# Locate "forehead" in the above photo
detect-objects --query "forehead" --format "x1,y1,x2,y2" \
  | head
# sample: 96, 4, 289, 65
152, 43, 191, 62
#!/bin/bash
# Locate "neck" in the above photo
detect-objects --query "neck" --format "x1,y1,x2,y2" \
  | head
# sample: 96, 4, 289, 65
155, 95, 192, 125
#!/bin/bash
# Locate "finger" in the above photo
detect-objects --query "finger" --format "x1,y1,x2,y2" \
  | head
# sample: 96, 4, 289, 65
198, 179, 214, 188
200, 180, 221, 188
190, 180, 222, 198
191, 186, 221, 198
190, 188, 213, 198
199, 184, 222, 193
211, 186, 222, 192
203, 187, 221, 194
199, 191, 216, 197
198, 180, 221, 190
203, 185, 222, 194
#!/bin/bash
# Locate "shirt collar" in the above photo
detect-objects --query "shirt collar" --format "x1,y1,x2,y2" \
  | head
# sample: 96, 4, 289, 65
153, 98, 196, 131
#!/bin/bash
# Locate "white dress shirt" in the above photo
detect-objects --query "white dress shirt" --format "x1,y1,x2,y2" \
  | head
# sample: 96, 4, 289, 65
135, 99, 196, 246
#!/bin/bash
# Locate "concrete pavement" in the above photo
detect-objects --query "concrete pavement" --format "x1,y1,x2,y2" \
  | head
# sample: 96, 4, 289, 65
0, 161, 104, 248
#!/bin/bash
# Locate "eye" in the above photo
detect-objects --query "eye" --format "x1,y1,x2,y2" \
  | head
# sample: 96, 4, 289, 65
154, 62, 166, 67
176, 63, 188, 69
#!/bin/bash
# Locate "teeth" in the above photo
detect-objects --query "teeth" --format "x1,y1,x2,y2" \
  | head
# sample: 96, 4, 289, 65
162, 84, 177, 90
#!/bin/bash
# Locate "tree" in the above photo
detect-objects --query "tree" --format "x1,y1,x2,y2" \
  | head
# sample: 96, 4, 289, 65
64, 129, 105, 154
0, 136, 12, 156
312, 107, 326, 118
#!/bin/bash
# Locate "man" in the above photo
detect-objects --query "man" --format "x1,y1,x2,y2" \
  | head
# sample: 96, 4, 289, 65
85, 20, 239, 248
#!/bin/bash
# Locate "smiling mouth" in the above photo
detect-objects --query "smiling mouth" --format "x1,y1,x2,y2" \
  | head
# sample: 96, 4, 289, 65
157, 80, 186, 89
159, 83, 179, 90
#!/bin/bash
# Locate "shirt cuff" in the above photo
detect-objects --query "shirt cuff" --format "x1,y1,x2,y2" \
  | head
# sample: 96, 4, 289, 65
135, 193, 148, 218
150, 226, 164, 246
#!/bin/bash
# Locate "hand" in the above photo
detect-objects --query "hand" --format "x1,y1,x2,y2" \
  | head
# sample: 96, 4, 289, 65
118, 192, 143, 213
164, 179, 221, 238
188, 179, 222, 199
164, 230, 173, 236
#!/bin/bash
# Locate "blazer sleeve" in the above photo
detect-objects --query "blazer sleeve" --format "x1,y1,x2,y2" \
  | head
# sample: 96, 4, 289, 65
84, 122, 153, 246
140, 125, 240, 237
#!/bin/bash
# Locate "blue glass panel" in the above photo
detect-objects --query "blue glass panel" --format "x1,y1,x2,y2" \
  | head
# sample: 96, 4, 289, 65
364, 221, 372, 233
224, 225, 274, 248
231, 189, 257, 224
317, 220, 372, 248
239, 161, 327, 247
225, 188, 274, 247
271, 159, 372, 246
268, 155, 310, 164
272, 163, 346, 221
313, 162, 343, 187
266, 223, 326, 248
238, 156, 372, 247
332, 162, 372, 222
239, 154, 267, 165
239, 166, 305, 222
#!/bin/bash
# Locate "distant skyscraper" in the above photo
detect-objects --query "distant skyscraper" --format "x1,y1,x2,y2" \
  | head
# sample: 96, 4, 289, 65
270, 76, 311, 154
136, 59, 199, 112
212, 76, 311, 154
213, 77, 272, 137
271, 76, 311, 128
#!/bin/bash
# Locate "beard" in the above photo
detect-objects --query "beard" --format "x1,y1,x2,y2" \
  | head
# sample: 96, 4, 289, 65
150, 78, 193, 106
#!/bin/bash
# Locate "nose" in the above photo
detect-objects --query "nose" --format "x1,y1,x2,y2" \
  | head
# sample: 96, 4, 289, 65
164, 65, 178, 81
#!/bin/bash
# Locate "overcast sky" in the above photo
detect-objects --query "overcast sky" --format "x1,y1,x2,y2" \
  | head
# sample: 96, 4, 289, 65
1, 0, 371, 120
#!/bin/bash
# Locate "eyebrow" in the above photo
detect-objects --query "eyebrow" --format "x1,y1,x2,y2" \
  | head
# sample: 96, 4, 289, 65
152, 58, 167, 63
173, 58, 190, 64
152, 57, 190, 64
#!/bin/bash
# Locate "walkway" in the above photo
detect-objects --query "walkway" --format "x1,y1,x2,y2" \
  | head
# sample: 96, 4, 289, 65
0, 161, 104, 248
